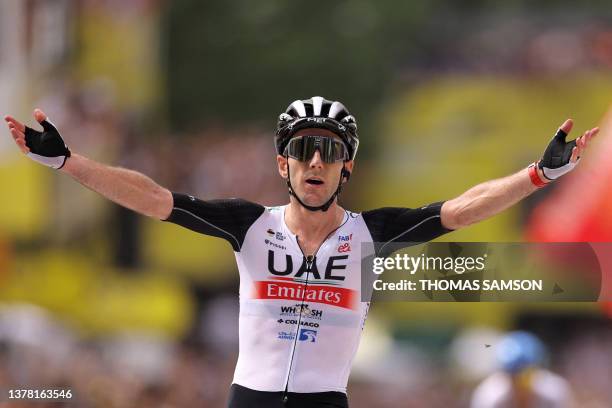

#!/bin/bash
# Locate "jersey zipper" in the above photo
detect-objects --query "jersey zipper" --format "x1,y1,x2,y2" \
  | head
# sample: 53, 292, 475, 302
283, 242, 314, 404
281, 211, 350, 403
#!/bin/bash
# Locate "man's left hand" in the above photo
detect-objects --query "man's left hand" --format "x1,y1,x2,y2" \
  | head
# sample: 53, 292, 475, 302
537, 119, 599, 182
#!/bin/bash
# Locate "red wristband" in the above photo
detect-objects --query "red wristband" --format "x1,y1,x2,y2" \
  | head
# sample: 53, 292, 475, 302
528, 163, 547, 188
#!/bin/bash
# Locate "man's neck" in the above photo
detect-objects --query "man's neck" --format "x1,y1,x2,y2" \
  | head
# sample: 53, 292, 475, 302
284, 198, 345, 241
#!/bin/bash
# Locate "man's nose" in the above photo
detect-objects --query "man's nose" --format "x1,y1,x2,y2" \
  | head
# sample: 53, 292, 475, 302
309, 149, 324, 168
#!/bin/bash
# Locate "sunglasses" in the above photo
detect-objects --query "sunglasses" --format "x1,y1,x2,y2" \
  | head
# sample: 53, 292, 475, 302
284, 135, 349, 163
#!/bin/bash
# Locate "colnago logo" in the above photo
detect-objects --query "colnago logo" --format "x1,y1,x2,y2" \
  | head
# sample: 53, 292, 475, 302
277, 319, 319, 328
280, 304, 323, 320
254, 277, 356, 310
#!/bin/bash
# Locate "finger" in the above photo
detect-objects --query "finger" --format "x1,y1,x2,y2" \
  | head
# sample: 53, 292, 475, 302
9, 127, 25, 141
576, 139, 584, 157
16, 140, 30, 154
570, 146, 578, 163
33, 108, 47, 123
588, 127, 600, 141
559, 119, 573, 134
583, 129, 594, 146
577, 133, 586, 148
582, 128, 599, 151
10, 131, 28, 153
8, 122, 20, 133
4, 115, 26, 133
34, 109, 57, 132
13, 135, 29, 153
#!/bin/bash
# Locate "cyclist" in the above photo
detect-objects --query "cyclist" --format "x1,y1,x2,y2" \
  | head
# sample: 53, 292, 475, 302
4, 97, 598, 408
471, 331, 574, 408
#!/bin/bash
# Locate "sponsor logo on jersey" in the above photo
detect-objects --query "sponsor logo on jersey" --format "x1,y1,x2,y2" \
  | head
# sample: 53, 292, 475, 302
338, 234, 353, 242
277, 319, 319, 328
276, 329, 318, 342
299, 328, 317, 342
254, 277, 356, 310
265, 239, 286, 251
337, 243, 351, 253
278, 331, 295, 340
266, 229, 286, 241
280, 304, 323, 320
267, 250, 348, 281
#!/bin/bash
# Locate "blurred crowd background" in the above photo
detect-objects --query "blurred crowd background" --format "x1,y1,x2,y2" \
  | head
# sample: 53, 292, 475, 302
1, 0, 612, 407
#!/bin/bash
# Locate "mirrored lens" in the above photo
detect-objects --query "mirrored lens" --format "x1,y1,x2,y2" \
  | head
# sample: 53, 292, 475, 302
285, 136, 348, 163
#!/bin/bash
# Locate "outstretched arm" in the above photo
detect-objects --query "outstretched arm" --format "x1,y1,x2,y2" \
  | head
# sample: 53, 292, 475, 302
441, 119, 599, 230
4, 109, 173, 220
60, 153, 173, 219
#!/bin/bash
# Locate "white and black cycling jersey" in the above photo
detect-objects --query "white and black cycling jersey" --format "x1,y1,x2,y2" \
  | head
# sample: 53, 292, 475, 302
164, 193, 452, 394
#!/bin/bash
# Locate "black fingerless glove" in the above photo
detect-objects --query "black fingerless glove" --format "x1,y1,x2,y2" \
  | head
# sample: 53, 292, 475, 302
537, 128, 578, 180
25, 118, 71, 169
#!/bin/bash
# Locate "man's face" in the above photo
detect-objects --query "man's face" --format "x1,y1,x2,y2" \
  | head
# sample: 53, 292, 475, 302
277, 128, 354, 207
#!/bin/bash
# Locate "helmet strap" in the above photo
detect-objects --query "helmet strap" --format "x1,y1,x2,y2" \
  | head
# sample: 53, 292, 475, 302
285, 160, 348, 212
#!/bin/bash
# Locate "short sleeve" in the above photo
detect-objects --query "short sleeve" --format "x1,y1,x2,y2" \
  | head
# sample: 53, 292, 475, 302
362, 201, 453, 256
163, 192, 265, 252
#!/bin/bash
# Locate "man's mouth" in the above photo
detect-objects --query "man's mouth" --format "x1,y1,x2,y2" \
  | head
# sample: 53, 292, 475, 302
305, 178, 324, 185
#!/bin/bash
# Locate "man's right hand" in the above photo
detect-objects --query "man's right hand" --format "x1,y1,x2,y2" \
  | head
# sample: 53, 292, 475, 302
4, 109, 71, 169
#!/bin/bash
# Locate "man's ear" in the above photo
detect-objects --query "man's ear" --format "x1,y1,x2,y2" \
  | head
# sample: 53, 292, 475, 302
342, 160, 354, 183
277, 155, 288, 179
